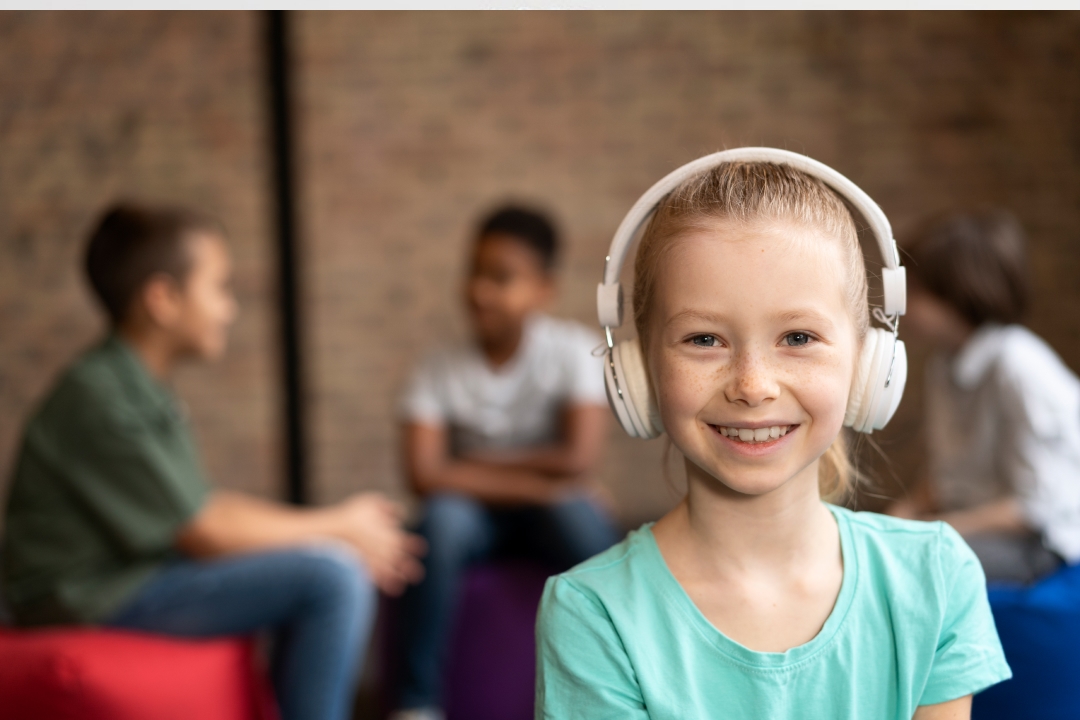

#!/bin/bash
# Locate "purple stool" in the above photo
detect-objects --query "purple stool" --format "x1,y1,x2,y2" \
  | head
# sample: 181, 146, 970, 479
380, 560, 553, 720
443, 560, 552, 720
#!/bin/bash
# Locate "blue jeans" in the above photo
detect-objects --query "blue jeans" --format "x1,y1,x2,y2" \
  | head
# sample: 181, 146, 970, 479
397, 492, 620, 709
105, 544, 377, 720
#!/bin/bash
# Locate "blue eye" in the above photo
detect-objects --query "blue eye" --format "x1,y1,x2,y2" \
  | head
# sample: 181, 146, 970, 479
784, 332, 813, 347
691, 335, 718, 347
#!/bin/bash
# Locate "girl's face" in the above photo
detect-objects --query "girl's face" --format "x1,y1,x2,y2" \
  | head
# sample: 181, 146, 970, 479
647, 219, 859, 498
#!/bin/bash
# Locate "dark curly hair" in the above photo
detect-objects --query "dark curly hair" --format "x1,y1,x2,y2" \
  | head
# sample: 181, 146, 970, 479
477, 205, 559, 272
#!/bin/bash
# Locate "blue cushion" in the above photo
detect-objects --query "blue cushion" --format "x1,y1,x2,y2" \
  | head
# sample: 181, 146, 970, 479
973, 563, 1080, 719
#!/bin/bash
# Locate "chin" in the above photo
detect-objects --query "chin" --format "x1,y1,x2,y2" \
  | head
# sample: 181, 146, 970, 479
713, 470, 796, 497
472, 318, 511, 342
689, 456, 813, 498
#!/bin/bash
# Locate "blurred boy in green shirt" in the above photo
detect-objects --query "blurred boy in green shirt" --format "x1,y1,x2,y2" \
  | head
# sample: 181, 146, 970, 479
3, 333, 209, 625
2, 203, 425, 720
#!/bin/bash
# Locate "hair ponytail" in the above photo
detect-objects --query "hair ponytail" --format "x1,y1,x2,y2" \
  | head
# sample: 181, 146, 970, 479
819, 432, 857, 502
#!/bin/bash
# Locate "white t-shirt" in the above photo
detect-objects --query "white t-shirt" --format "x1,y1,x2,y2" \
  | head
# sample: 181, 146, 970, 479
400, 314, 608, 458
925, 323, 1080, 562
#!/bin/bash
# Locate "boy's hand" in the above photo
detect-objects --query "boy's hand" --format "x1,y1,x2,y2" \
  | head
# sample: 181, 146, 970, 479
333, 493, 427, 596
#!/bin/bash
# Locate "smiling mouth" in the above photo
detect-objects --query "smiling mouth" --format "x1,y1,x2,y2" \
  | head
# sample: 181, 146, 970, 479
710, 424, 796, 444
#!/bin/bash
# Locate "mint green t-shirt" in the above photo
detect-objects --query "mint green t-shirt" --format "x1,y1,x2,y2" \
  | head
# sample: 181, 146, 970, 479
536, 506, 1011, 719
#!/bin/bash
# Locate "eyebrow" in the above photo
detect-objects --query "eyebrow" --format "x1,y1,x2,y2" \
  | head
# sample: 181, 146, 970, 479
665, 309, 728, 327
775, 309, 837, 328
664, 307, 838, 328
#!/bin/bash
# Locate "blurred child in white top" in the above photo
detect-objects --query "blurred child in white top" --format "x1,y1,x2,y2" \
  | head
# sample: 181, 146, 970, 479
390, 206, 619, 720
888, 209, 1080, 583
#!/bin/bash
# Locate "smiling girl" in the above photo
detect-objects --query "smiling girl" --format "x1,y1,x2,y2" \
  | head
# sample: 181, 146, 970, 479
535, 151, 1011, 720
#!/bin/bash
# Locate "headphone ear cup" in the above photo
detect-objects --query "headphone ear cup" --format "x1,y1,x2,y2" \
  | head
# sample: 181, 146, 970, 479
604, 344, 641, 438
608, 341, 648, 438
607, 338, 663, 439
844, 329, 878, 431
845, 329, 907, 434
866, 337, 907, 431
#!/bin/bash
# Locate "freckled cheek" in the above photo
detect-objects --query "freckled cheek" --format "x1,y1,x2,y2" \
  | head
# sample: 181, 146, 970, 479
790, 357, 854, 428
652, 355, 719, 419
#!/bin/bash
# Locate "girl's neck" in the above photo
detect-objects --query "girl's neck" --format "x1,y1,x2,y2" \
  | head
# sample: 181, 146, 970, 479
654, 459, 845, 654
661, 460, 835, 577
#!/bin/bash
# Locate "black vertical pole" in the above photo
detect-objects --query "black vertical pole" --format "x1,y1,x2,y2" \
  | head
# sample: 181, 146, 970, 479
266, 10, 307, 505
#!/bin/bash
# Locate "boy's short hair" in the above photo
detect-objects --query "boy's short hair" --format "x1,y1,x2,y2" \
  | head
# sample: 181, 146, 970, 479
906, 209, 1030, 327
477, 205, 559, 272
84, 202, 223, 325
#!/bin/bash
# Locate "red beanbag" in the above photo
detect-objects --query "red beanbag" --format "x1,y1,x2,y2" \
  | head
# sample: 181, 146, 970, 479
0, 628, 277, 720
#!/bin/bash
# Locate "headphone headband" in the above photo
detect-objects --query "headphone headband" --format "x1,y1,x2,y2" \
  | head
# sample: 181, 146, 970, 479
597, 147, 907, 329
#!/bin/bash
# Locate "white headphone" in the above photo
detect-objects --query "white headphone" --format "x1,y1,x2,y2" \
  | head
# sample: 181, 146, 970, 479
597, 147, 908, 439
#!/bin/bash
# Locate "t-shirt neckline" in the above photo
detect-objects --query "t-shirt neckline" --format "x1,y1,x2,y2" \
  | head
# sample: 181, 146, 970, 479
641, 503, 858, 670
474, 312, 544, 378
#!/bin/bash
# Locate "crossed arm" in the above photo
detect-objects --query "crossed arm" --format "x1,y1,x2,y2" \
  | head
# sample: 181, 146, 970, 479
403, 403, 610, 506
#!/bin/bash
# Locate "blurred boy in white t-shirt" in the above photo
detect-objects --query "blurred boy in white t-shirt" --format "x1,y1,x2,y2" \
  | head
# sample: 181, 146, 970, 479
391, 206, 619, 719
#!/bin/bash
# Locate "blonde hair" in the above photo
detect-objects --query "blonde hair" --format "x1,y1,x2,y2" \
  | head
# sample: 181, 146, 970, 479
633, 161, 868, 499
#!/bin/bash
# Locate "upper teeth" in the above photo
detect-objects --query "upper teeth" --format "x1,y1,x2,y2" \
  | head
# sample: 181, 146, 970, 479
717, 425, 789, 442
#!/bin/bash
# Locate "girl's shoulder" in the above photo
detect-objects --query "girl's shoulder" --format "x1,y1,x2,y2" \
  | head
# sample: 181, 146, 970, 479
539, 523, 667, 619
832, 507, 1011, 702
834, 504, 950, 537
831, 506, 985, 599
836, 505, 970, 556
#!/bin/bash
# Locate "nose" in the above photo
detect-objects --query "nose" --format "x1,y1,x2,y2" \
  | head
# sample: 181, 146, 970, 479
723, 347, 780, 408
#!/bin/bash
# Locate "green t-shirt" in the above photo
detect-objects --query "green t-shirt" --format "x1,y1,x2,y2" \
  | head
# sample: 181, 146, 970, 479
1, 336, 209, 626
536, 505, 1012, 720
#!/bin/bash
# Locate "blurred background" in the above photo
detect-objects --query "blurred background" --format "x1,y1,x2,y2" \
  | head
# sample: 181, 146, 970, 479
2, 10, 1079, 531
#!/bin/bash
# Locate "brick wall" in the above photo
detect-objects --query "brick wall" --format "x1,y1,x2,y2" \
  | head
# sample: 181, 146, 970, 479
2, 11, 1079, 530
293, 11, 1080, 524
0, 11, 281, 507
